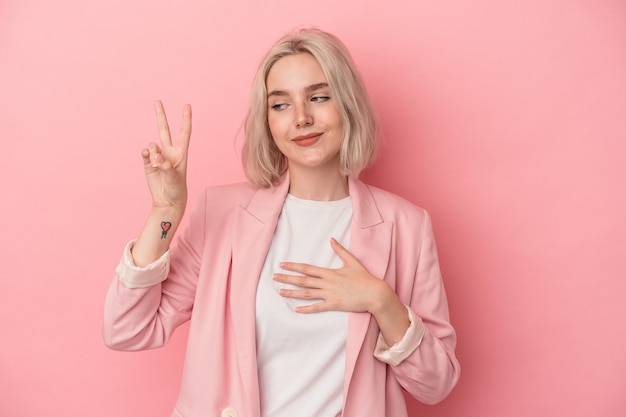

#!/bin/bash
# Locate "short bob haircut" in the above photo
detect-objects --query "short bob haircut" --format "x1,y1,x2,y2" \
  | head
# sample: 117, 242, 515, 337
242, 28, 379, 188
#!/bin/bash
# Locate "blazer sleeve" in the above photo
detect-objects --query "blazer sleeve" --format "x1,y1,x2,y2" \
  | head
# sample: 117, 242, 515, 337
103, 189, 208, 351
385, 210, 460, 404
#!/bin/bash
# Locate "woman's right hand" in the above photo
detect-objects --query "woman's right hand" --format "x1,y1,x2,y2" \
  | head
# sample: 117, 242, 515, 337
142, 100, 192, 210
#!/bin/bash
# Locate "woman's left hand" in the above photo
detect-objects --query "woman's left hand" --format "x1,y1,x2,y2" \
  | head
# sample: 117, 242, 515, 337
276, 238, 412, 345
274, 238, 390, 314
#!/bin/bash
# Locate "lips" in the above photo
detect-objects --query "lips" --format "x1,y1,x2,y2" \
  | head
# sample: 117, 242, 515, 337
292, 133, 322, 147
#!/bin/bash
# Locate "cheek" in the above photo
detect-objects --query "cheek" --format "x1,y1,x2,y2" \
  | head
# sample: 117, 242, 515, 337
331, 115, 344, 140
267, 118, 286, 153
327, 106, 344, 132
267, 115, 284, 139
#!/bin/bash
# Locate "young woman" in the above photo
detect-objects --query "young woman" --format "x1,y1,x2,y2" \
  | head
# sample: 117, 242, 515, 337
104, 28, 460, 417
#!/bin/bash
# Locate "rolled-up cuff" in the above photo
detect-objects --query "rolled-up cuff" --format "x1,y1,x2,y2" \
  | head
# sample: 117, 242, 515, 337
115, 240, 170, 289
373, 305, 425, 366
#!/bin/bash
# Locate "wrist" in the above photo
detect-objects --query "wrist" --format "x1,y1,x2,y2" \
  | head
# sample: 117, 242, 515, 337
368, 281, 411, 346
368, 281, 399, 317
149, 203, 186, 220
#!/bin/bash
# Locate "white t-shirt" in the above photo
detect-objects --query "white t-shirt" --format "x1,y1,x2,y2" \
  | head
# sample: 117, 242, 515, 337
255, 194, 352, 417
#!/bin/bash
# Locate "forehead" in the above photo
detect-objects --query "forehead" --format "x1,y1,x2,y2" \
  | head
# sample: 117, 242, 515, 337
266, 53, 328, 92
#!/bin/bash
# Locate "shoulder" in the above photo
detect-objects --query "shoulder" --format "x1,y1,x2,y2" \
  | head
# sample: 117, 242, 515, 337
198, 181, 258, 207
359, 181, 429, 223
185, 181, 261, 232
356, 181, 438, 258
186, 182, 258, 222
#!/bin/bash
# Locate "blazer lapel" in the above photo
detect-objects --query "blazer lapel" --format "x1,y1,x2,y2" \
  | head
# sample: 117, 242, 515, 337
343, 177, 393, 394
229, 174, 290, 408
226, 174, 392, 406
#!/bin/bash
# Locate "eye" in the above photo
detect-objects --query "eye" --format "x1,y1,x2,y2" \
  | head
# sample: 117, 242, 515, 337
270, 102, 288, 111
311, 95, 330, 103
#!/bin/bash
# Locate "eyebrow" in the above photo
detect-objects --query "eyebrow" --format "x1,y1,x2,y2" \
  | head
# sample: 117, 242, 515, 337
267, 82, 329, 98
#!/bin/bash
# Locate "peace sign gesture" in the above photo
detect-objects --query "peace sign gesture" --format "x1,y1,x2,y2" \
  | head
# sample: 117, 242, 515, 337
142, 100, 192, 210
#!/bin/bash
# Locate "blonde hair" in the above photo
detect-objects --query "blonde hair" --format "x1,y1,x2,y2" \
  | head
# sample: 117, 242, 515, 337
242, 28, 379, 187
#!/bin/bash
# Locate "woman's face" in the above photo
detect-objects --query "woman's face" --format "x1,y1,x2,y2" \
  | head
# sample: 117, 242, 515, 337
266, 53, 344, 175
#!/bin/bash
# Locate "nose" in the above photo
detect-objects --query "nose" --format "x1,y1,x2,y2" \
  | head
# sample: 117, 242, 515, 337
294, 102, 313, 127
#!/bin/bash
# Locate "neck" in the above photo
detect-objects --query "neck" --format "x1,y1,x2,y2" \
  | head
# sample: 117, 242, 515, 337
287, 167, 349, 201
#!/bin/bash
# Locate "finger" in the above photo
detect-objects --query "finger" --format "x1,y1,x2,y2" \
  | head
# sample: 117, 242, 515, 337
274, 273, 322, 289
330, 238, 357, 265
154, 100, 173, 148
278, 287, 321, 300
294, 301, 330, 314
279, 262, 327, 277
177, 104, 192, 151
146, 142, 162, 168
141, 148, 150, 163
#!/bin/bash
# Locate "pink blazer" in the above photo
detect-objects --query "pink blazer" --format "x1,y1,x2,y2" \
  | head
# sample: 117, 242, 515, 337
104, 174, 460, 417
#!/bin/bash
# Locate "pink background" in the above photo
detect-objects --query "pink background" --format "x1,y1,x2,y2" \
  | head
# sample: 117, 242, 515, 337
2, 0, 625, 416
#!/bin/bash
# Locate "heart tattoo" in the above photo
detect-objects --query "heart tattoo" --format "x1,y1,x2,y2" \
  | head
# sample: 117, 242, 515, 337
161, 221, 172, 239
